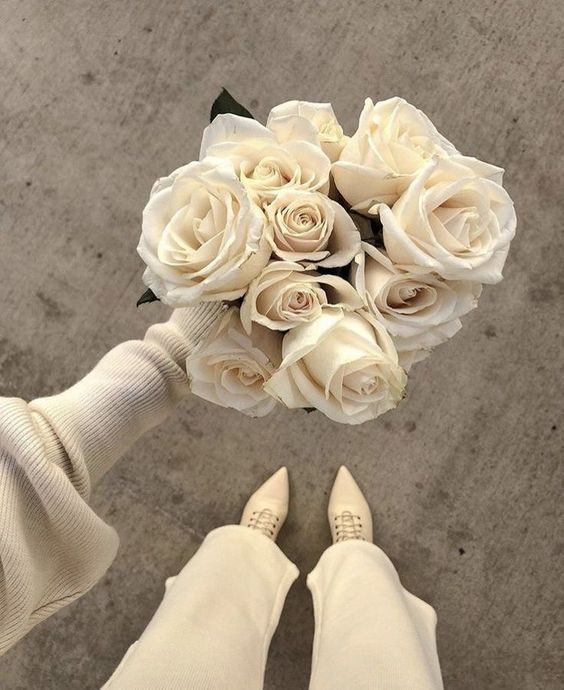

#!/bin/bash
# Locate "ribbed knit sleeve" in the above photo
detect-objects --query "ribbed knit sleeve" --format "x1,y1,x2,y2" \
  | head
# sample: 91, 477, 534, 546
0, 303, 225, 656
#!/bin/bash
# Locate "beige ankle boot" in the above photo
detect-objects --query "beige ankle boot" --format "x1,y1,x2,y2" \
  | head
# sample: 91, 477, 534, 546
328, 466, 373, 543
240, 467, 289, 541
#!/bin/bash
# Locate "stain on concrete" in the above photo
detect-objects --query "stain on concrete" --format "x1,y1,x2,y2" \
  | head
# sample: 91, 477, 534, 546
36, 291, 67, 320
171, 491, 184, 505
484, 325, 497, 338
180, 419, 203, 440
79, 71, 96, 85
528, 286, 553, 302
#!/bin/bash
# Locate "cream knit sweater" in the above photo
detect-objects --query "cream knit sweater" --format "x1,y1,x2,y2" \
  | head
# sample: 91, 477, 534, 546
0, 303, 225, 657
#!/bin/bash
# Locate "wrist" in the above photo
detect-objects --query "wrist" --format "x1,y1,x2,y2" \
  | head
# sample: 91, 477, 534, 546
145, 302, 226, 370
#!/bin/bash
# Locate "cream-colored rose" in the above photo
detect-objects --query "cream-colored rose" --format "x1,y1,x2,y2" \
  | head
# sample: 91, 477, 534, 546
265, 190, 360, 267
333, 96, 460, 212
352, 243, 481, 369
268, 101, 348, 162
186, 308, 282, 417
241, 260, 363, 333
264, 309, 406, 425
138, 156, 271, 306
200, 114, 331, 204
380, 156, 516, 284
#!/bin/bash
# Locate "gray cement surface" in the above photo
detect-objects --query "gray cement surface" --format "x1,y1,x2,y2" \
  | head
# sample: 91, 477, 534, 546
0, 1, 563, 688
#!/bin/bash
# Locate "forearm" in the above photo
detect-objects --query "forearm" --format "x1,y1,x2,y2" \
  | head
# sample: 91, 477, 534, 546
30, 302, 225, 489
0, 302, 224, 655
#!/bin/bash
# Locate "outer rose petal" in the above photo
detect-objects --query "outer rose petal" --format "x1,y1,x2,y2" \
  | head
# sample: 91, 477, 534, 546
380, 158, 516, 283
200, 114, 275, 159
332, 160, 404, 209
333, 96, 459, 213
353, 240, 481, 367
199, 114, 331, 204
301, 202, 361, 269
186, 308, 281, 418
268, 101, 348, 162
137, 156, 271, 306
265, 309, 406, 425
267, 114, 320, 146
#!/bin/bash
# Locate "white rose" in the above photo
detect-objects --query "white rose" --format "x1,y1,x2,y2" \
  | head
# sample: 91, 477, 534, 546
241, 260, 363, 332
264, 309, 406, 425
268, 100, 348, 162
380, 156, 516, 283
265, 189, 360, 267
332, 96, 460, 212
352, 243, 481, 369
200, 114, 331, 204
138, 156, 271, 306
186, 308, 282, 417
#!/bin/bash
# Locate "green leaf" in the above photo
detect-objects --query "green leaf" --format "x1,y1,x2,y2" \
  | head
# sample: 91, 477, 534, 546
136, 287, 160, 307
210, 88, 254, 122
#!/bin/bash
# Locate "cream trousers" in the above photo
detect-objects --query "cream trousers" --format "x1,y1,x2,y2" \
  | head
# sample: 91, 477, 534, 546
103, 526, 443, 690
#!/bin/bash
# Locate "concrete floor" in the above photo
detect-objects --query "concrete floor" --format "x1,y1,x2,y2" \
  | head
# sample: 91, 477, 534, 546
0, 0, 563, 688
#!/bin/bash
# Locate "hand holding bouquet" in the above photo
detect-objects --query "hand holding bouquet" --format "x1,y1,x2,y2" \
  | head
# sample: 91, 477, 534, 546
136, 90, 516, 424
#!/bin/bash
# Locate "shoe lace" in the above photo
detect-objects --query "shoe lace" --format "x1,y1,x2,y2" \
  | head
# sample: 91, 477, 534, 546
334, 511, 364, 542
248, 508, 279, 537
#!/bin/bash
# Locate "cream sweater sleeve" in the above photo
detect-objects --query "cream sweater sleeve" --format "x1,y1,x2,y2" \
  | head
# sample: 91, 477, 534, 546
0, 303, 225, 656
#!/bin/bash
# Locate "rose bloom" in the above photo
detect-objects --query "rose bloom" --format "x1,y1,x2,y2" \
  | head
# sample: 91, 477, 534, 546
380, 156, 516, 283
265, 189, 360, 268
332, 96, 459, 212
186, 308, 282, 417
264, 309, 406, 425
199, 113, 331, 205
352, 244, 481, 369
138, 156, 271, 306
267, 100, 348, 162
241, 260, 363, 332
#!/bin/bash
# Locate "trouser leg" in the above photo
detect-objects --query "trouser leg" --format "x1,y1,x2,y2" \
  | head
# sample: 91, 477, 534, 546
103, 525, 299, 690
308, 541, 443, 690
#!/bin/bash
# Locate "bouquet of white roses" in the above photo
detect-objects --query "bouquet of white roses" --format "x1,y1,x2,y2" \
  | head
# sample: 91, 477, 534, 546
136, 89, 516, 425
